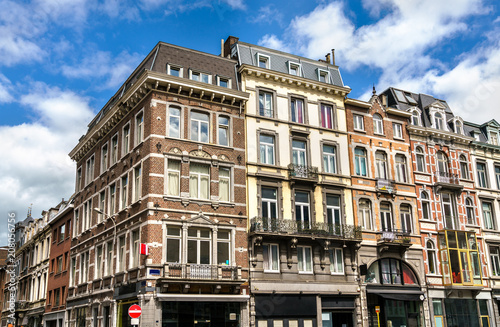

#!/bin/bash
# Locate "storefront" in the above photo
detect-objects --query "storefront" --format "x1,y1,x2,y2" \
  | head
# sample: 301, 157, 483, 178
255, 294, 317, 327
321, 296, 356, 327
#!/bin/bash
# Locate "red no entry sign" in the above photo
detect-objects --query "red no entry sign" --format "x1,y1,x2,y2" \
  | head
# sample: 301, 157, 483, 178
128, 305, 142, 319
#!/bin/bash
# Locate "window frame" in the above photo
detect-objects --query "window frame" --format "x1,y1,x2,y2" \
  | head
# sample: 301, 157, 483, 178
400, 204, 413, 234
482, 200, 495, 230
393, 122, 403, 139
100, 142, 108, 173
261, 186, 279, 220
262, 243, 280, 272
353, 114, 364, 131
258, 88, 275, 118
110, 133, 118, 165
190, 110, 210, 143
167, 63, 183, 77
329, 248, 344, 275
108, 183, 116, 215
288, 61, 301, 76
189, 70, 212, 83
317, 68, 329, 83
290, 96, 306, 124
95, 244, 103, 279
217, 114, 230, 146
297, 245, 313, 274
427, 241, 437, 275
218, 166, 232, 203
476, 161, 488, 188
122, 123, 130, 158
167, 106, 182, 139
359, 198, 373, 230
322, 142, 338, 174
380, 202, 393, 232
120, 173, 128, 210
85, 155, 95, 185
354, 146, 368, 177
421, 191, 431, 221
291, 138, 308, 168
216, 75, 231, 88
466, 197, 475, 225
375, 150, 388, 180
165, 158, 181, 197
165, 226, 181, 263
133, 164, 142, 203
373, 114, 384, 135
189, 163, 210, 200
395, 154, 408, 183
490, 246, 500, 277
495, 164, 500, 189
415, 146, 426, 173
294, 190, 312, 229
117, 235, 126, 272
437, 151, 449, 174
459, 154, 469, 180
319, 102, 335, 129
135, 110, 144, 146
258, 132, 277, 165
130, 229, 140, 268
256, 53, 271, 69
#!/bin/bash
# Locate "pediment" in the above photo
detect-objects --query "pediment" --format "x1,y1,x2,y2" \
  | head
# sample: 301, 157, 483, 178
187, 213, 214, 225
427, 101, 446, 110
189, 149, 211, 158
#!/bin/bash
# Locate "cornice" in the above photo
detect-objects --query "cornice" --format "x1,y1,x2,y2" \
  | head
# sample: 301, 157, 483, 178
386, 108, 412, 118
238, 64, 351, 97
471, 140, 500, 153
345, 98, 371, 109
69, 70, 249, 162
407, 125, 474, 145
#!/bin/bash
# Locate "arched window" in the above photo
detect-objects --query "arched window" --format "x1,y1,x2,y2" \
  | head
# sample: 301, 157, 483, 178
359, 199, 373, 230
434, 112, 443, 130
437, 151, 449, 174
455, 121, 463, 134
373, 114, 384, 134
411, 110, 420, 126
366, 259, 418, 285
427, 241, 437, 274
459, 154, 469, 179
421, 191, 431, 220
416, 147, 425, 172
380, 202, 393, 232
466, 198, 475, 225
375, 151, 388, 179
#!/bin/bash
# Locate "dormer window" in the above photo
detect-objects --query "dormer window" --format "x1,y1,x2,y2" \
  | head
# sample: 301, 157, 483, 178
190, 71, 211, 83
317, 69, 329, 83
167, 64, 182, 78
455, 121, 463, 134
491, 132, 499, 145
434, 112, 444, 130
216, 76, 231, 88
256, 54, 270, 69
288, 62, 301, 76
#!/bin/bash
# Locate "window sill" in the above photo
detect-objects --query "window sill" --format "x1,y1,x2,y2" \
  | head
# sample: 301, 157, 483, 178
419, 219, 437, 224
465, 224, 480, 228
298, 271, 314, 275
393, 137, 405, 141
353, 128, 366, 133
373, 132, 385, 137
330, 272, 345, 276
263, 270, 280, 274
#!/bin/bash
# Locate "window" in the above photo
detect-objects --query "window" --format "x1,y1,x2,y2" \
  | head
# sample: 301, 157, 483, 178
166, 227, 181, 263
466, 198, 475, 225
111, 134, 118, 165
320, 104, 334, 129
375, 151, 388, 179
495, 165, 500, 189
131, 230, 140, 268
491, 132, 499, 145
135, 111, 144, 145
187, 228, 211, 264
393, 123, 403, 139
318, 69, 329, 83
297, 246, 313, 273
292, 140, 307, 167
259, 134, 275, 165
442, 192, 457, 229
122, 123, 130, 155
106, 241, 113, 275
411, 110, 420, 126
353, 115, 364, 131
359, 199, 373, 230
263, 244, 279, 272
166, 160, 180, 196
167, 64, 182, 77
54, 288, 60, 307
434, 112, 444, 130
329, 248, 344, 274
259, 90, 273, 117
427, 241, 437, 274
73, 209, 79, 237
455, 121, 463, 134
261, 187, 278, 220
98, 190, 105, 223
167, 107, 181, 138
80, 252, 88, 283
477, 162, 488, 188
219, 167, 230, 202
85, 155, 95, 185
326, 195, 341, 234
322, 144, 337, 174
57, 256, 63, 273
190, 71, 211, 83
415, 147, 425, 172
490, 246, 500, 276
437, 151, 448, 174
59, 224, 65, 242
109, 183, 116, 215
421, 192, 431, 220
288, 62, 300, 76
460, 155, 469, 179
257, 54, 270, 69
395, 154, 408, 183
118, 236, 126, 272
120, 175, 128, 210
373, 114, 384, 134
190, 111, 209, 143
380, 202, 393, 231
217, 76, 230, 88
189, 164, 210, 200
133, 165, 142, 202
354, 147, 368, 176
76, 167, 82, 191
400, 204, 412, 234
290, 98, 305, 124
70, 257, 76, 286
218, 116, 229, 146
482, 201, 495, 230
95, 245, 103, 279
101, 144, 108, 172
295, 191, 310, 229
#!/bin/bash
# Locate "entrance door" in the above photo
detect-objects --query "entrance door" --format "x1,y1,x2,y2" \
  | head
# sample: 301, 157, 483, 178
322, 312, 353, 327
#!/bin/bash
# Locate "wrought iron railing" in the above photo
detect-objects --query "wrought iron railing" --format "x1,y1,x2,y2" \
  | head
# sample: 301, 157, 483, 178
377, 229, 412, 243
250, 217, 362, 240
434, 171, 460, 185
164, 263, 239, 280
288, 164, 318, 180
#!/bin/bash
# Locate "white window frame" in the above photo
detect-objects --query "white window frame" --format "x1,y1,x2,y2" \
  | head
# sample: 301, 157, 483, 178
101, 142, 108, 173
120, 174, 128, 210
218, 115, 230, 146
76, 167, 82, 192
122, 122, 130, 157
256, 53, 270, 69
105, 241, 113, 276
166, 159, 181, 197
189, 163, 210, 200
130, 229, 140, 268
110, 133, 118, 165
490, 246, 500, 277
329, 248, 344, 275
290, 97, 305, 124
216, 76, 231, 88
393, 123, 403, 139
95, 245, 103, 279
109, 183, 116, 215
482, 201, 495, 230
421, 191, 431, 221
373, 114, 384, 135
167, 106, 181, 139
297, 246, 313, 273
375, 151, 388, 179
288, 61, 301, 76
70, 256, 76, 286
322, 144, 337, 174
317, 69, 329, 83
295, 191, 311, 229
395, 154, 408, 183
263, 243, 279, 272
165, 226, 181, 263
133, 164, 142, 203
79, 252, 88, 284
460, 155, 469, 179
477, 162, 488, 188
135, 110, 144, 146
258, 90, 274, 118
380, 202, 393, 232
354, 147, 368, 177
400, 204, 413, 234
117, 235, 126, 272
415, 147, 426, 173
259, 134, 275, 165
359, 199, 373, 230
353, 114, 364, 131
85, 155, 95, 185
98, 190, 105, 223
190, 110, 210, 143
167, 64, 183, 77
427, 241, 437, 275
189, 70, 212, 83
218, 166, 231, 202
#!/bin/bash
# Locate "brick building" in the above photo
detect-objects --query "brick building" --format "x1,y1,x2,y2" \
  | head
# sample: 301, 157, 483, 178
0, 246, 9, 327
67, 42, 249, 327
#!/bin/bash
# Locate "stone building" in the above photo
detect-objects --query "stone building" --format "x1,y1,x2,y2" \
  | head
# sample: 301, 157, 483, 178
67, 41, 249, 327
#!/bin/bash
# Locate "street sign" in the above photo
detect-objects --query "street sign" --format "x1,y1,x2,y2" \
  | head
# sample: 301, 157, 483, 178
375, 306, 380, 313
128, 305, 142, 319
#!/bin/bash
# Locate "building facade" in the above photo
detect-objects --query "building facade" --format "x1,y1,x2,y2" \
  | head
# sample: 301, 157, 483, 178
67, 41, 249, 327
345, 91, 427, 327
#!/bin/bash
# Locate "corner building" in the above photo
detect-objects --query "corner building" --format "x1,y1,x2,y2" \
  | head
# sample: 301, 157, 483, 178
380, 88, 491, 327
225, 37, 361, 327
67, 42, 249, 327
345, 91, 426, 327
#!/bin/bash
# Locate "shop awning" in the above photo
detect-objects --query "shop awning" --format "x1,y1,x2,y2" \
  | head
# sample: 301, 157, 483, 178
366, 287, 424, 301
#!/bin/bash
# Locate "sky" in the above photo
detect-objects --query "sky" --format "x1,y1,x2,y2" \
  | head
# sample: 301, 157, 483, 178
2, 0, 500, 242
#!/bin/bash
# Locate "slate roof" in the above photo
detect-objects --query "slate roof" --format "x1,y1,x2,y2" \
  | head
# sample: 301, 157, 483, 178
233, 41, 345, 88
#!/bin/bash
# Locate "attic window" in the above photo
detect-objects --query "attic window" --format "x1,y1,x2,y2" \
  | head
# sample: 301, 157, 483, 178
394, 90, 407, 103
318, 69, 329, 83
167, 64, 182, 77
455, 121, 463, 135
256, 54, 270, 69
190, 70, 211, 83
288, 62, 301, 76
491, 132, 499, 145
405, 93, 418, 105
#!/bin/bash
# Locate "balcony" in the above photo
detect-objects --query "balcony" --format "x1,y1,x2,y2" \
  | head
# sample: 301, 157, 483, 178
163, 263, 241, 281
249, 217, 362, 241
377, 229, 412, 254
376, 179, 396, 197
288, 164, 318, 182
433, 172, 463, 192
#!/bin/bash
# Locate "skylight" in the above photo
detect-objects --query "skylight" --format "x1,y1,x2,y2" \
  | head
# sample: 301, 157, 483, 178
394, 90, 407, 103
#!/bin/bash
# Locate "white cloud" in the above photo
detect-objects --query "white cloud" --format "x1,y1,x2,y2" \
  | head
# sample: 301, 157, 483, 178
249, 5, 284, 26
61, 50, 143, 89
259, 34, 291, 53
0, 83, 94, 231
0, 74, 13, 103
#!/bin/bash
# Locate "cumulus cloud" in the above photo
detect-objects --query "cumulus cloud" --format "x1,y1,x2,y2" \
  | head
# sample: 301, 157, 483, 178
0, 74, 13, 103
0, 83, 94, 233
249, 5, 284, 26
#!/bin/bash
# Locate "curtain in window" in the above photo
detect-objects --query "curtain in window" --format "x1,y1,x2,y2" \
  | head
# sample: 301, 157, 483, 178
219, 168, 230, 202
167, 161, 180, 196
321, 105, 332, 128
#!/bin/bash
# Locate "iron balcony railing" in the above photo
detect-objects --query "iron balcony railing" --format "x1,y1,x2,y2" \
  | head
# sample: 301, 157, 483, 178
377, 229, 412, 243
164, 263, 240, 280
250, 217, 362, 240
434, 171, 460, 185
288, 164, 319, 180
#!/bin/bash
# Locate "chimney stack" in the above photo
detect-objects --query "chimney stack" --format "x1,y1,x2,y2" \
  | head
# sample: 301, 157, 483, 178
331, 49, 335, 66
223, 36, 239, 58
325, 53, 331, 64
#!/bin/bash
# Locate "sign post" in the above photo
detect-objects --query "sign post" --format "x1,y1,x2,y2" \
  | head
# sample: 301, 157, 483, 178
375, 306, 380, 327
129, 304, 142, 326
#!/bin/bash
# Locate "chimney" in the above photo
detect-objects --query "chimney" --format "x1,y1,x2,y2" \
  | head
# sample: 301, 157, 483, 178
325, 53, 331, 64
221, 39, 224, 57
381, 94, 387, 107
223, 36, 239, 59
331, 49, 335, 66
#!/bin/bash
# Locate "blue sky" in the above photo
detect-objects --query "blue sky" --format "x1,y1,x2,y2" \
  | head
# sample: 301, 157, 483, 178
2, 0, 500, 239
